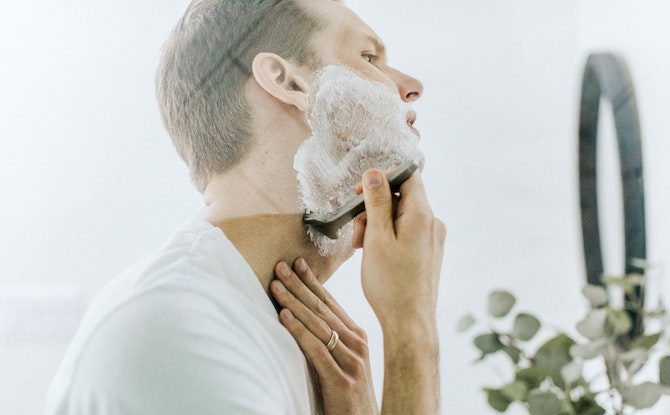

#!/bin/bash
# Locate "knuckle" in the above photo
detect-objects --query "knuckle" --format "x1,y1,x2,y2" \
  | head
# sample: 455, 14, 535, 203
286, 319, 305, 337
314, 298, 329, 317
418, 210, 434, 226
302, 268, 316, 284
349, 335, 370, 358
435, 219, 447, 240
281, 273, 300, 291
352, 325, 368, 342
365, 190, 392, 208
317, 320, 331, 339
348, 356, 368, 379
338, 373, 356, 391
322, 290, 336, 308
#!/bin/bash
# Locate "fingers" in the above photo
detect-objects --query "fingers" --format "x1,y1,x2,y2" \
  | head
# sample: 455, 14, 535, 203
352, 213, 367, 249
278, 308, 376, 415
353, 166, 409, 248
272, 259, 378, 414
272, 275, 332, 343
361, 169, 394, 241
272, 264, 365, 358
291, 259, 358, 329
278, 308, 343, 376
395, 170, 431, 217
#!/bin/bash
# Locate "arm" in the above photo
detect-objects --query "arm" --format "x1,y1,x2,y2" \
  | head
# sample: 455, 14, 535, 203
359, 169, 445, 414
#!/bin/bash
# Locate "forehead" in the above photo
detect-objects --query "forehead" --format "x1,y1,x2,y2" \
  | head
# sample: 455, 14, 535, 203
301, 0, 385, 58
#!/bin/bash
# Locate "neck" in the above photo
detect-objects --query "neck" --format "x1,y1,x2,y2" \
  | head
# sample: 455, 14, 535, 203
206, 213, 351, 298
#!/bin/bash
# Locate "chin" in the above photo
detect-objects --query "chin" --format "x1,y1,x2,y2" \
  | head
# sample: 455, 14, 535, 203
315, 244, 356, 283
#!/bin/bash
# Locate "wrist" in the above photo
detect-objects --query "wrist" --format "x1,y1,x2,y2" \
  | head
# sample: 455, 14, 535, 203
380, 315, 440, 415
380, 314, 438, 354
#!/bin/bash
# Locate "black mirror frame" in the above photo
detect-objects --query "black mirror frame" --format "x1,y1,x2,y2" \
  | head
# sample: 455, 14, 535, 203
578, 52, 647, 341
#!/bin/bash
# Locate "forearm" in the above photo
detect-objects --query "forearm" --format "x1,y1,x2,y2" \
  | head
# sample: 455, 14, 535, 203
380, 319, 440, 415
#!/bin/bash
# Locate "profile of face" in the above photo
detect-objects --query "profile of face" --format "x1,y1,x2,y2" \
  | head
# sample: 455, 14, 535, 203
294, 65, 425, 256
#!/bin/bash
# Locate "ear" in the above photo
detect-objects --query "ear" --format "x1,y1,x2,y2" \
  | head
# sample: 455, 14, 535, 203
251, 52, 310, 112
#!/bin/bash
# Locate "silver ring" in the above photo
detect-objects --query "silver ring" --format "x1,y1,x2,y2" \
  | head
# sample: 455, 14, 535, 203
326, 329, 339, 352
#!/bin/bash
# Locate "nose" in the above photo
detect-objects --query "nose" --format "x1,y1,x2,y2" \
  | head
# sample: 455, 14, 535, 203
387, 67, 423, 102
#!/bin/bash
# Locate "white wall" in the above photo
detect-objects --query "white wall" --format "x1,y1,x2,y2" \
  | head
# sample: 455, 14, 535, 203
1, 1, 668, 414
0, 2, 201, 413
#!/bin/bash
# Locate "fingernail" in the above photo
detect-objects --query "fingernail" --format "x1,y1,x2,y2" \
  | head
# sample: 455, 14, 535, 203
282, 309, 293, 321
364, 171, 382, 189
358, 216, 367, 226
279, 262, 291, 278
274, 280, 287, 293
297, 258, 307, 273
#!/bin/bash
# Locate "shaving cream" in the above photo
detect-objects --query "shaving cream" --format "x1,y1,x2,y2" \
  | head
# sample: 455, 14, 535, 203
294, 65, 424, 256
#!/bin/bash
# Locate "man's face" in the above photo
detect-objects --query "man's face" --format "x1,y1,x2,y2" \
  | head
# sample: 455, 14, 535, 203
292, 1, 425, 256
294, 65, 424, 256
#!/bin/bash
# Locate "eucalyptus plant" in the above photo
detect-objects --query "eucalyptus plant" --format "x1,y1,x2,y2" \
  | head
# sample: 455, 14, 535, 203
458, 270, 670, 415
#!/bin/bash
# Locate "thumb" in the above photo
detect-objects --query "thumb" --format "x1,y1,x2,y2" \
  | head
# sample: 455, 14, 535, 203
361, 169, 393, 241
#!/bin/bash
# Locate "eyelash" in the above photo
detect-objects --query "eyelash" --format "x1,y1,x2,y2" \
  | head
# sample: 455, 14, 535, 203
362, 54, 377, 64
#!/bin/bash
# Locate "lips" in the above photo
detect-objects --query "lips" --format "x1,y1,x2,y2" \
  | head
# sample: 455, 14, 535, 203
406, 110, 420, 137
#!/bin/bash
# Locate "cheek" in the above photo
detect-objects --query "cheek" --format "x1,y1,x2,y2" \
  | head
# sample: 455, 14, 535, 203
373, 70, 397, 92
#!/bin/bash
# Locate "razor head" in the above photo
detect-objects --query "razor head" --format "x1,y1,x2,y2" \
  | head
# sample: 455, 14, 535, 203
302, 160, 420, 239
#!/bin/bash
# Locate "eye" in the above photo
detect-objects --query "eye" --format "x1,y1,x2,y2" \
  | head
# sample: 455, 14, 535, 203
362, 53, 377, 64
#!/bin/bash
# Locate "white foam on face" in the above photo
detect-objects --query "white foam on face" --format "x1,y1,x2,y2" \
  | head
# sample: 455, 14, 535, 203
294, 65, 425, 256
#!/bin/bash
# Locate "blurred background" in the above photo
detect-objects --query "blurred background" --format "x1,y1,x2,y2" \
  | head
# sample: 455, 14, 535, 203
1, 0, 668, 413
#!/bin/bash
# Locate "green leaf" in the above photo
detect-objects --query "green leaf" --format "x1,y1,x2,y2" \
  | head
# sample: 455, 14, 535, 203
606, 309, 633, 335
576, 309, 607, 340
572, 395, 606, 415
515, 367, 546, 390
474, 333, 504, 356
501, 380, 528, 401
582, 285, 608, 307
527, 390, 564, 415
631, 332, 662, 350
619, 348, 647, 363
560, 360, 582, 386
503, 345, 522, 365
534, 334, 575, 390
659, 356, 670, 386
485, 388, 513, 412
621, 382, 663, 409
570, 338, 609, 360
456, 314, 476, 332
645, 304, 667, 319
488, 290, 516, 318
512, 313, 541, 341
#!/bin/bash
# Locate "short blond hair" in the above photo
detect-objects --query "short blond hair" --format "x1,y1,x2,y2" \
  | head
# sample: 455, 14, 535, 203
156, 0, 323, 192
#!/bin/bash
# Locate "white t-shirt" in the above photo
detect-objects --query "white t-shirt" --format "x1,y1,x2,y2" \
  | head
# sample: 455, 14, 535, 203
46, 220, 321, 415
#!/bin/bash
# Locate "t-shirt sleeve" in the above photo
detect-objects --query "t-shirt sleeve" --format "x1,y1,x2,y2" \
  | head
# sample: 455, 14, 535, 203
59, 289, 288, 415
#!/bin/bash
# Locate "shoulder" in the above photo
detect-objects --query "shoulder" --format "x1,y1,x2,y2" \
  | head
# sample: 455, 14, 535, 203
58, 287, 288, 414
48, 220, 299, 414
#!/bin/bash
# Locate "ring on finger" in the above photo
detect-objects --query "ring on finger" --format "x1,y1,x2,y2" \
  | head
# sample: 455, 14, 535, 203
326, 329, 339, 352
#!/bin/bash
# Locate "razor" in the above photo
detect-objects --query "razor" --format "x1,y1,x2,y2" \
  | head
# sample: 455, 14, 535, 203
302, 159, 420, 239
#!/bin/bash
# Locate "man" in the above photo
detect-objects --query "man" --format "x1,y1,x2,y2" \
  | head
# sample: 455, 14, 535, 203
46, 0, 446, 414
